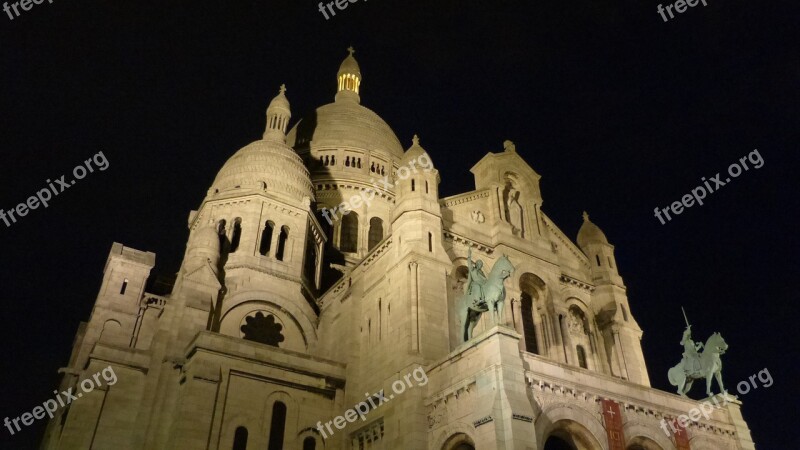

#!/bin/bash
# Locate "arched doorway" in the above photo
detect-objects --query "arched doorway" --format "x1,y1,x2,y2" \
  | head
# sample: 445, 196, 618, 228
442, 432, 476, 450
545, 434, 577, 450
627, 435, 664, 450
544, 419, 603, 450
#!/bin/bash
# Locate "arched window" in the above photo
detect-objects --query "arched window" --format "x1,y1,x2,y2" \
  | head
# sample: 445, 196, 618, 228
218, 219, 227, 249
519, 273, 547, 356
425, 180, 429, 193
120, 278, 128, 295
595, 254, 601, 266
520, 292, 539, 354
267, 402, 286, 450
230, 218, 242, 253
260, 221, 274, 256
232, 426, 248, 450
303, 228, 318, 285
340, 212, 359, 253
303, 437, 316, 450
428, 232, 433, 252
276, 226, 289, 261
621, 304, 629, 322
607, 255, 614, 268
368, 217, 384, 251
411, 179, 415, 191
577, 345, 588, 369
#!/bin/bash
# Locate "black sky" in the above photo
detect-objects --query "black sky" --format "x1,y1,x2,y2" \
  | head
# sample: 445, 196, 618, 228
0, 0, 797, 448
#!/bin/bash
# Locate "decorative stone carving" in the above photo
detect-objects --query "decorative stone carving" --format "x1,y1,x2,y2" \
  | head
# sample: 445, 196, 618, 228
567, 309, 585, 336
240, 311, 285, 347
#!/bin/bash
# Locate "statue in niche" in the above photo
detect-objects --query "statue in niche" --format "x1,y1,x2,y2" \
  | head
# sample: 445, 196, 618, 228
567, 309, 585, 335
470, 210, 485, 223
505, 185, 524, 237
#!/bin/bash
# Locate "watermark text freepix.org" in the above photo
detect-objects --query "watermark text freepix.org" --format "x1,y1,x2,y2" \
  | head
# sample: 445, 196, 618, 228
317, 0, 367, 20
653, 149, 763, 225
0, 151, 109, 229
4, 365, 118, 436
316, 366, 428, 439
659, 367, 772, 436
3, 0, 55, 21
657, 0, 709, 23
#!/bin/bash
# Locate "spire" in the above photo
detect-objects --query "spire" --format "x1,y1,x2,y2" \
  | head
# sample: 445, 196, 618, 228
336, 47, 361, 103
264, 84, 291, 141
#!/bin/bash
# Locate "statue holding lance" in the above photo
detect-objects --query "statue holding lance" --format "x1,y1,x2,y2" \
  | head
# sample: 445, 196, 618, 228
680, 307, 703, 375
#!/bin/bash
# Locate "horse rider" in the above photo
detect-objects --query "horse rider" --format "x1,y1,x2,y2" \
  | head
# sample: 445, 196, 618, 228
681, 325, 703, 374
465, 247, 488, 309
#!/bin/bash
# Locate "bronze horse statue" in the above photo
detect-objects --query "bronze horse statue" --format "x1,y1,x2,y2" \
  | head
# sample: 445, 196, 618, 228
459, 253, 514, 341
668, 332, 728, 397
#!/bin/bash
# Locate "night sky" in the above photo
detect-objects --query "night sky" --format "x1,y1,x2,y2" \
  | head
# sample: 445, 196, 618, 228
1, 0, 797, 448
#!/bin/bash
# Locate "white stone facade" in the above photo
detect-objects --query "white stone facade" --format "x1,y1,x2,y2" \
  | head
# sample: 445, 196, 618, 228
41, 50, 756, 450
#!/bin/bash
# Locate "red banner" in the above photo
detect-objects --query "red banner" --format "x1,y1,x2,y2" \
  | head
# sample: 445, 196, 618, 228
671, 418, 691, 450
601, 399, 625, 450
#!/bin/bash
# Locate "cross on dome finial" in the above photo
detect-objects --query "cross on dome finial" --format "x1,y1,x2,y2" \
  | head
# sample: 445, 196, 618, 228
582, 211, 590, 221
279, 84, 286, 94
347, 46, 355, 56
412, 134, 420, 146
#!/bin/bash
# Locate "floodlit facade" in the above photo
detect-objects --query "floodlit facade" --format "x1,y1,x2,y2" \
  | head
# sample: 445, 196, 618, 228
42, 50, 756, 450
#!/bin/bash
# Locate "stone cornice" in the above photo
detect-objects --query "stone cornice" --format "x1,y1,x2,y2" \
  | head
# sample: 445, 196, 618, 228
191, 196, 306, 230
559, 274, 595, 293
442, 231, 493, 254
440, 189, 491, 208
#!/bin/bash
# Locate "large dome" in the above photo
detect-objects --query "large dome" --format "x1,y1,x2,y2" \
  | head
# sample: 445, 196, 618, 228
211, 139, 314, 202
286, 101, 404, 159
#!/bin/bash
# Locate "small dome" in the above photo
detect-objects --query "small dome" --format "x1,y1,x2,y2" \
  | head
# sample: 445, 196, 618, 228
263, 84, 292, 141
211, 139, 314, 202
267, 84, 290, 115
338, 47, 361, 78
577, 211, 609, 248
401, 134, 433, 166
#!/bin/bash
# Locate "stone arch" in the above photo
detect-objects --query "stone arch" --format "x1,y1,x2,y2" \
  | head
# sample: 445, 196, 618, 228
432, 422, 477, 450
98, 319, 124, 344
296, 427, 326, 449
340, 211, 359, 253
518, 272, 547, 355
441, 432, 476, 450
537, 403, 608, 450
563, 298, 606, 372
219, 292, 318, 352
262, 391, 300, 449
368, 216, 384, 251
622, 421, 671, 450
221, 411, 260, 450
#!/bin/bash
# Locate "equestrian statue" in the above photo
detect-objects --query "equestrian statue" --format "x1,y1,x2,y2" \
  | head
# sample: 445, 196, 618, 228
459, 247, 514, 341
667, 308, 729, 398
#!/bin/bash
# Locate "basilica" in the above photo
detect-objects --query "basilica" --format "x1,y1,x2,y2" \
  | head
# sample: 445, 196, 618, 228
42, 49, 756, 450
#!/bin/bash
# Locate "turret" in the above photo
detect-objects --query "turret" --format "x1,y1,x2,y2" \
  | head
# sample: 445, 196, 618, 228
577, 212, 649, 385
577, 212, 622, 286
392, 135, 445, 257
